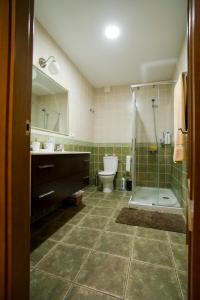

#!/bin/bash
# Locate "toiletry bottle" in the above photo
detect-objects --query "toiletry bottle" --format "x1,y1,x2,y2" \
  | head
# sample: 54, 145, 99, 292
32, 138, 40, 152
121, 175, 126, 191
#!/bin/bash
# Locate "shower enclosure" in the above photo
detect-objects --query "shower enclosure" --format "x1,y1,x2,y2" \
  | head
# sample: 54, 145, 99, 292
129, 82, 182, 213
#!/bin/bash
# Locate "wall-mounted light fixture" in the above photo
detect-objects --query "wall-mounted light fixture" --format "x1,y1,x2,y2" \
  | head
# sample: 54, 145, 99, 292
39, 56, 60, 75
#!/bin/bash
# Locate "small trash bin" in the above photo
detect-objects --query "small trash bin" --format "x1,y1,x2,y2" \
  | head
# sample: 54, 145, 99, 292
126, 179, 132, 191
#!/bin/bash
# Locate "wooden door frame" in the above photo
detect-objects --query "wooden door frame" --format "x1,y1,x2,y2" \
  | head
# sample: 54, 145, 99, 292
1, 1, 200, 299
0, 0, 34, 299
188, 0, 200, 299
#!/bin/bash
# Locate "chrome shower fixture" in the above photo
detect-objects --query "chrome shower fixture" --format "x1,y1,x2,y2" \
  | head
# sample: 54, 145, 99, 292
152, 99, 158, 108
39, 56, 60, 75
39, 56, 55, 68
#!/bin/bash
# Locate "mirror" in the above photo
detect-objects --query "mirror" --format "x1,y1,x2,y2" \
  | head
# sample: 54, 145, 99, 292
31, 65, 68, 135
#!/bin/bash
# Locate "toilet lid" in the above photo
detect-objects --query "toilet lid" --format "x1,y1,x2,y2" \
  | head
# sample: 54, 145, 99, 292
98, 171, 115, 176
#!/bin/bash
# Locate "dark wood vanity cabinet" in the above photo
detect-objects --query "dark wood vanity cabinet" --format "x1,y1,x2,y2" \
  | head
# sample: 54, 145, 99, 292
31, 153, 90, 221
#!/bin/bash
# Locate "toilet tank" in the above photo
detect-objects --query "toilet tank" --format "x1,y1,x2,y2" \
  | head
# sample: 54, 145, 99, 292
103, 156, 118, 172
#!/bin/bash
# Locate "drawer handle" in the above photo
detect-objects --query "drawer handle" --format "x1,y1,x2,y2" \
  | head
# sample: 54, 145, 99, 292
38, 190, 55, 199
38, 164, 55, 169
83, 160, 90, 163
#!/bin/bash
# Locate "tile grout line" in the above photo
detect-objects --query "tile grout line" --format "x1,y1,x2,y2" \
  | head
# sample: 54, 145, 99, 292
30, 189, 129, 295
69, 204, 131, 299
35, 266, 121, 300
31, 198, 96, 270
130, 257, 177, 271
62, 247, 94, 299
167, 232, 185, 300
67, 282, 123, 300
132, 234, 177, 243
123, 226, 137, 300
68, 217, 112, 294
69, 212, 112, 284
62, 284, 74, 300
31, 241, 60, 271
31, 190, 186, 299
32, 267, 73, 284
65, 245, 131, 261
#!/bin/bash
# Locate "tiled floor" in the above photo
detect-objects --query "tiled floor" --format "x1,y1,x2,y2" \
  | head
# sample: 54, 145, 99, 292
30, 186, 187, 300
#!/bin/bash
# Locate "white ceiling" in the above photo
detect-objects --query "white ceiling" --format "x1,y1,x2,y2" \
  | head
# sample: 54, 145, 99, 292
35, 0, 187, 88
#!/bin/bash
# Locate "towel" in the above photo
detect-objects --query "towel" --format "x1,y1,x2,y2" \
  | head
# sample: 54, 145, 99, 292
126, 155, 131, 172
173, 73, 187, 162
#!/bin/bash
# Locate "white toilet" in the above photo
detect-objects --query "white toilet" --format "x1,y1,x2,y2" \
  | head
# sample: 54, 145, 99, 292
98, 156, 118, 193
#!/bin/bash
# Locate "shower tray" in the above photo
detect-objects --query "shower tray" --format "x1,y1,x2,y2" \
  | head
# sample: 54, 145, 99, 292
128, 186, 183, 214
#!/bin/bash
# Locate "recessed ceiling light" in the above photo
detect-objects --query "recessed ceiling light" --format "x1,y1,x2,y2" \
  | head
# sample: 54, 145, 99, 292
104, 25, 120, 40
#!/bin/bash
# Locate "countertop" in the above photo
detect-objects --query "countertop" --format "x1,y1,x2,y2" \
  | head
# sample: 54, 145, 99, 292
31, 151, 91, 155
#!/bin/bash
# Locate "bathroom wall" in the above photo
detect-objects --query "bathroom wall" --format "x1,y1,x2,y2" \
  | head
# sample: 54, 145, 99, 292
91, 86, 133, 186
32, 20, 188, 196
90, 143, 131, 188
173, 35, 187, 80
33, 19, 94, 142
134, 84, 174, 191
171, 152, 188, 208
32, 20, 96, 185
135, 85, 174, 143
32, 20, 133, 187
93, 86, 133, 143
135, 144, 172, 188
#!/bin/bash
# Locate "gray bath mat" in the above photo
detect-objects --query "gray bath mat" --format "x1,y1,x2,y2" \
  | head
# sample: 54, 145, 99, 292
116, 208, 185, 233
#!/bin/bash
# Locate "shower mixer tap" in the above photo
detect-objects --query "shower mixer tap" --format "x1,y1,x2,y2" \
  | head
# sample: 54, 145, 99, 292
152, 99, 158, 108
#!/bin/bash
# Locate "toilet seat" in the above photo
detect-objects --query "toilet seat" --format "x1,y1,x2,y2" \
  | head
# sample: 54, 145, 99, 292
98, 171, 115, 176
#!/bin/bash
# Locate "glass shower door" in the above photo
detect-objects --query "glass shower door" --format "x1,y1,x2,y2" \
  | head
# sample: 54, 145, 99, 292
156, 84, 179, 208
131, 85, 160, 206
129, 83, 180, 210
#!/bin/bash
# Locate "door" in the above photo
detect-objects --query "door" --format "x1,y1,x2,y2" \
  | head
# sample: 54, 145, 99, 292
187, 0, 200, 299
133, 86, 160, 205
0, 0, 34, 299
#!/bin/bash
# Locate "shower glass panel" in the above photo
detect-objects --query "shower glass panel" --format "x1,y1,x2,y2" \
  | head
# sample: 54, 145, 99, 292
130, 84, 180, 210
135, 85, 159, 206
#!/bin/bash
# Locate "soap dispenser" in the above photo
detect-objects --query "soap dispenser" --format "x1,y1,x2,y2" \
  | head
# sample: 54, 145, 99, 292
32, 138, 40, 152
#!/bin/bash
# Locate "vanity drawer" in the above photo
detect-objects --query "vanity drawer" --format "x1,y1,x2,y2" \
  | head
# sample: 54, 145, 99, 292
32, 180, 61, 202
32, 154, 90, 186
31, 154, 90, 221
32, 172, 89, 203
55, 154, 90, 176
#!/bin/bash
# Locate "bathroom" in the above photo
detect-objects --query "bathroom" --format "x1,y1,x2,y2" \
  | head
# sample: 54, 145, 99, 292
1, 0, 191, 299
30, 1, 188, 299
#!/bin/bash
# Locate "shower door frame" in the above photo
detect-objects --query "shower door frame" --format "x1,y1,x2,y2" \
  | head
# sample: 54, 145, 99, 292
129, 81, 182, 213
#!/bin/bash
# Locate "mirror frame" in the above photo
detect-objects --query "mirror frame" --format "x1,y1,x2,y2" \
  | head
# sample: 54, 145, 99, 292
31, 65, 69, 136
